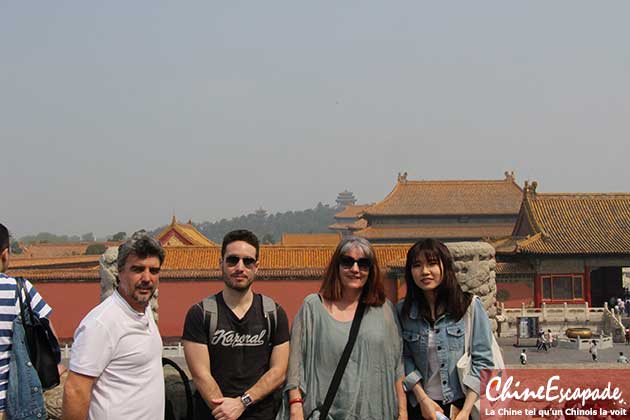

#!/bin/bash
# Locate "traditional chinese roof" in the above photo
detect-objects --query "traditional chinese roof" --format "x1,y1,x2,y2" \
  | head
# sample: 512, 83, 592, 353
154, 216, 215, 247
334, 204, 373, 219
353, 224, 514, 241
328, 218, 368, 232
280, 233, 342, 246
17, 242, 121, 259
9, 255, 101, 269
363, 172, 522, 217
495, 261, 535, 275
512, 183, 630, 255
159, 244, 410, 270
9, 245, 411, 281
7, 267, 328, 282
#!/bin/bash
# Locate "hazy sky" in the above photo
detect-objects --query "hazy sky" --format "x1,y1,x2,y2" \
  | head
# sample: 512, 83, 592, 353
2, 2, 629, 238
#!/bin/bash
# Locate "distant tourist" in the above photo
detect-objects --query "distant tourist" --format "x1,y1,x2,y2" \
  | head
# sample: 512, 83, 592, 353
537, 328, 549, 352
63, 231, 165, 419
625, 328, 630, 345
0, 223, 61, 420
182, 230, 289, 420
589, 340, 598, 362
520, 349, 527, 365
546, 329, 554, 350
617, 352, 628, 363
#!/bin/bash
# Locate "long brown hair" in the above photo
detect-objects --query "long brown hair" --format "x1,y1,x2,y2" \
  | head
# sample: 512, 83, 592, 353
401, 238, 471, 322
319, 236, 385, 306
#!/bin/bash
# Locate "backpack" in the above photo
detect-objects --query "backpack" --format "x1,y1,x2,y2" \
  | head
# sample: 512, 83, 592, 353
163, 357, 193, 420
202, 294, 278, 346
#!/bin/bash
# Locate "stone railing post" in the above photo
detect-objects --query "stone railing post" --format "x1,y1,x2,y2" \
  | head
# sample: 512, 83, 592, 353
584, 301, 589, 322
563, 302, 568, 321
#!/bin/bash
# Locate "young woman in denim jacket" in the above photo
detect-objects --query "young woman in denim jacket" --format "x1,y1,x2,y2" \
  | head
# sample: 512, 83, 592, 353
397, 239, 494, 420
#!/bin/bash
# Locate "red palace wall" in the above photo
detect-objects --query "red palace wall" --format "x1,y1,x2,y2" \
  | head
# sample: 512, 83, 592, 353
36, 280, 323, 341
496, 281, 534, 307
38, 278, 530, 340
35, 282, 101, 340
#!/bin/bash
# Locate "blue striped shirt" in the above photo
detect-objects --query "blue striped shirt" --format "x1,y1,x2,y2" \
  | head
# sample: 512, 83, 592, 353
0, 273, 53, 411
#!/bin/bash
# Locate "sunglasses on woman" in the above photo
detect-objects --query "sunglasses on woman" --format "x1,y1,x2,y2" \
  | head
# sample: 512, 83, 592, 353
339, 255, 372, 271
224, 255, 257, 268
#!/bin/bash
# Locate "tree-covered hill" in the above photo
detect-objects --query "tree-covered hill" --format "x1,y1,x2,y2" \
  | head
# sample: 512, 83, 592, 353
156, 202, 339, 244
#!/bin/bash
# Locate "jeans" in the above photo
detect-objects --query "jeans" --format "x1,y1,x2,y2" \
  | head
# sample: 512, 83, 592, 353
6, 317, 47, 419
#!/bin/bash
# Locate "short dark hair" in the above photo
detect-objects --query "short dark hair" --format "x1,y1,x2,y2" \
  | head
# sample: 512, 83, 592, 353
401, 238, 472, 322
117, 230, 165, 272
319, 236, 385, 306
221, 230, 260, 259
0, 224, 10, 253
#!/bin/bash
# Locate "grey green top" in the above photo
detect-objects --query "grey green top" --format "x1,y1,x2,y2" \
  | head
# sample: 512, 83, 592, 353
276, 293, 403, 420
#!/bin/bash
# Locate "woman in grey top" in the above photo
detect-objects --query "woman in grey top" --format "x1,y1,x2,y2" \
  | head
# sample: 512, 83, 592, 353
277, 236, 406, 420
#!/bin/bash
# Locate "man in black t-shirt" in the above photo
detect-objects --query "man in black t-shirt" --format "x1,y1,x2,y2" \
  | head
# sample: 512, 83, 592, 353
183, 230, 290, 420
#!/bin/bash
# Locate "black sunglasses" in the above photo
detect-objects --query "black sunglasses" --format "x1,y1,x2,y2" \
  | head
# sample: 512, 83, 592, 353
339, 255, 372, 271
225, 256, 257, 268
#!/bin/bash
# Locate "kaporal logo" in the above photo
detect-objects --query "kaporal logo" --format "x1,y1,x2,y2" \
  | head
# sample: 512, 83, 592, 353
212, 329, 266, 347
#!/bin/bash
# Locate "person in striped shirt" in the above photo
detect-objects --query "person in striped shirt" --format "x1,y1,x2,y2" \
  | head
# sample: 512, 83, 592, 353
0, 223, 55, 419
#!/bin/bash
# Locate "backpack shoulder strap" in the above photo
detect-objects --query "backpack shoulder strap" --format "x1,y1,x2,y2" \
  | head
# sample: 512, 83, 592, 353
202, 294, 219, 343
260, 294, 277, 346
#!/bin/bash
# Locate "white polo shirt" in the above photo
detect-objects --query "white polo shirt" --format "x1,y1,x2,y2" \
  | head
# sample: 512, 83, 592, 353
70, 290, 164, 420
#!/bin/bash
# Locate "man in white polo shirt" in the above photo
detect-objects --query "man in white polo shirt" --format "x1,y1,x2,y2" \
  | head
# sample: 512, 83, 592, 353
63, 231, 165, 420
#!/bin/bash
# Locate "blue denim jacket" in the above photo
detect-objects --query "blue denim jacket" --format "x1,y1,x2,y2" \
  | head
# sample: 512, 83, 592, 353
396, 297, 494, 405
6, 316, 47, 419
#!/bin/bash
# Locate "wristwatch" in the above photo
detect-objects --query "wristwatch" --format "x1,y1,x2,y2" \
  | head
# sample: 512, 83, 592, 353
240, 393, 253, 408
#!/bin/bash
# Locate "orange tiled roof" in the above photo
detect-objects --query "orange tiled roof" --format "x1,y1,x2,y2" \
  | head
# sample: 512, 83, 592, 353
18, 242, 120, 258
514, 191, 630, 255
155, 217, 215, 247
334, 204, 373, 219
329, 219, 368, 231
363, 175, 522, 216
162, 245, 410, 270
7, 267, 329, 282
7, 268, 100, 281
495, 262, 534, 275
9, 244, 411, 281
280, 233, 342, 246
354, 224, 515, 241
9, 255, 101, 269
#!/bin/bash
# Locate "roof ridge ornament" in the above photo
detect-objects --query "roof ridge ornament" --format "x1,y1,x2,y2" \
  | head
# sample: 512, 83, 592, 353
504, 170, 515, 182
397, 172, 408, 184
523, 180, 538, 195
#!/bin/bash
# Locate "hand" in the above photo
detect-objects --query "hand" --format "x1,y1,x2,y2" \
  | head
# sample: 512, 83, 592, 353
418, 396, 442, 420
211, 397, 245, 420
453, 406, 471, 420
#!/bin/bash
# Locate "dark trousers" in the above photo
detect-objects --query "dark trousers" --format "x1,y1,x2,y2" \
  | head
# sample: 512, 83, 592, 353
407, 398, 467, 420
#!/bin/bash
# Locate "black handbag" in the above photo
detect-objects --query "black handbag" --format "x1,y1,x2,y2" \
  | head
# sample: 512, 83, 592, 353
306, 299, 366, 420
16, 277, 61, 390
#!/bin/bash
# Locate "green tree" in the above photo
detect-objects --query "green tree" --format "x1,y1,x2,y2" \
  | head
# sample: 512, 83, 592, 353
110, 232, 127, 241
81, 232, 95, 242
85, 244, 107, 255
9, 238, 22, 254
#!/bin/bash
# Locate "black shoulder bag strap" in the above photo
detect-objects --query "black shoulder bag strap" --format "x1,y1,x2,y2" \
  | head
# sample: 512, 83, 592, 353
317, 299, 366, 420
15, 277, 32, 324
